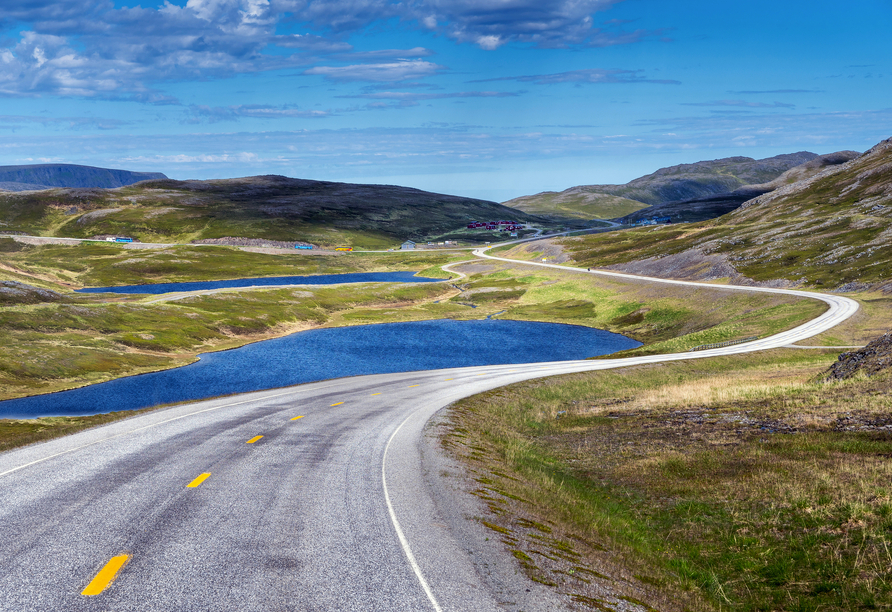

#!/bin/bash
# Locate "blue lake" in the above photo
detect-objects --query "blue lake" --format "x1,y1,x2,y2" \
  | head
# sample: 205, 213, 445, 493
75, 271, 442, 294
0, 319, 640, 418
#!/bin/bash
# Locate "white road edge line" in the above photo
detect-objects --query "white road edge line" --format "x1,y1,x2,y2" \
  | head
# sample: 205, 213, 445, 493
382, 410, 444, 612
0, 380, 348, 479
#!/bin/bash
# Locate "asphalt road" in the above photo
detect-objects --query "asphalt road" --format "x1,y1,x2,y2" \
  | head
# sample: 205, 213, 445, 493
0, 252, 859, 611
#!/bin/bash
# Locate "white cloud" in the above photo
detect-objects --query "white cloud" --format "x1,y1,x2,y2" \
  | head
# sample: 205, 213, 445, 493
474, 68, 680, 85
304, 60, 444, 82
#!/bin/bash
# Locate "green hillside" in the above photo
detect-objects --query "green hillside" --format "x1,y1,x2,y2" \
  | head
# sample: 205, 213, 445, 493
0, 175, 545, 250
504, 152, 817, 220
530, 137, 892, 289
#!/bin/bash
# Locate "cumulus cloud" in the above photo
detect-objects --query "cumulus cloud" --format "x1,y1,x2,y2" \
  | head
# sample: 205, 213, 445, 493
0, 0, 659, 99
409, 0, 665, 49
474, 68, 680, 85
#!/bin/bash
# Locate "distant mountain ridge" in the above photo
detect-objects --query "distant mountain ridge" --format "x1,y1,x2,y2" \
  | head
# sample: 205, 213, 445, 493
552, 136, 892, 289
616, 150, 861, 224
504, 152, 820, 221
0, 164, 167, 191
0, 174, 543, 249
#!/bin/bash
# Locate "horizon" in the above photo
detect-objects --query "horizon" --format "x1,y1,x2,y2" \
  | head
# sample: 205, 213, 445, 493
0, 0, 889, 201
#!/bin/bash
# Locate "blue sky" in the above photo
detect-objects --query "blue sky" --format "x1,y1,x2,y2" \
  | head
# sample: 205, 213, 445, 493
0, 0, 889, 201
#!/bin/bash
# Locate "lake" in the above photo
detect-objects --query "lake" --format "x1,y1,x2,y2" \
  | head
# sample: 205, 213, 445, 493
0, 319, 640, 418
75, 271, 443, 294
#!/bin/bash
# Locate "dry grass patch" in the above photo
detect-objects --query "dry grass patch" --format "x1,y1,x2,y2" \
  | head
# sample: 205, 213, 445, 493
444, 350, 892, 612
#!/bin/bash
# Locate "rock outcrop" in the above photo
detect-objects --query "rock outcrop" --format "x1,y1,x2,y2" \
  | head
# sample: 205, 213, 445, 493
825, 332, 892, 380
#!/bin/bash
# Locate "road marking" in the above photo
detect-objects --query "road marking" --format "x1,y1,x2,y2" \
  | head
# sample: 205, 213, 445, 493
290, 416, 304, 421
330, 401, 344, 406
443, 378, 453, 381
408, 384, 419, 388
382, 414, 444, 612
246, 435, 263, 444
82, 554, 130, 596
187, 473, 211, 488
477, 373, 486, 376
371, 392, 382, 396
0, 380, 352, 480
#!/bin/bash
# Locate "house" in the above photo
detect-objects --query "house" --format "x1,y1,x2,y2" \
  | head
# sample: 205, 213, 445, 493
401, 240, 416, 250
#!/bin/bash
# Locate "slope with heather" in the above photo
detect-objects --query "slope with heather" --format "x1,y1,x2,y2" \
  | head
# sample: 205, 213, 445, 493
530, 137, 892, 290
0, 175, 545, 249
503, 152, 818, 220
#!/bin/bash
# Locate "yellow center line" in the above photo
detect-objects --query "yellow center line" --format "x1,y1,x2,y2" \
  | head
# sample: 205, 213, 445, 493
330, 401, 344, 406
82, 554, 130, 596
478, 373, 486, 376
370, 392, 382, 396
444, 378, 453, 381
408, 384, 419, 388
187, 473, 211, 488
290, 415, 304, 421
246, 435, 263, 444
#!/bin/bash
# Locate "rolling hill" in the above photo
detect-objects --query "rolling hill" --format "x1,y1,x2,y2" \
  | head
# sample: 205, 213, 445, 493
0, 175, 545, 249
0, 164, 167, 192
504, 152, 820, 220
511, 136, 892, 289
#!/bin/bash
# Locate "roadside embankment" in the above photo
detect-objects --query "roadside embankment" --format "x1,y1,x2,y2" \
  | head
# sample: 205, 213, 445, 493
443, 347, 892, 611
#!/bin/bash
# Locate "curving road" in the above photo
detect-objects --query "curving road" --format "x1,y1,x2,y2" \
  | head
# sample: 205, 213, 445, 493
0, 249, 859, 611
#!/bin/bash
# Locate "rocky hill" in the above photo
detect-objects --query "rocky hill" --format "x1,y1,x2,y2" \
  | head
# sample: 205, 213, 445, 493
0, 175, 544, 249
825, 332, 892, 380
0, 164, 167, 191
528, 136, 892, 289
504, 152, 818, 220
614, 150, 863, 225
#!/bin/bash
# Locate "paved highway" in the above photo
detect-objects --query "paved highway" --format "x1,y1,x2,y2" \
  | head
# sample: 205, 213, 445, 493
0, 250, 859, 611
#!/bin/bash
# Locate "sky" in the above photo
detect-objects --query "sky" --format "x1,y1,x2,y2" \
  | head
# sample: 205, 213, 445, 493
0, 0, 889, 202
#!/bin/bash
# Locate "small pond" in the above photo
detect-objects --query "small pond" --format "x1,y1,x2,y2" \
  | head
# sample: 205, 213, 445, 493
76, 271, 442, 294
0, 319, 641, 418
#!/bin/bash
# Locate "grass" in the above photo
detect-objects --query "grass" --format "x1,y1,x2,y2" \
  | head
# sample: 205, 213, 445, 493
0, 281, 453, 401
506, 190, 651, 221
443, 350, 892, 611
0, 242, 473, 288
0, 176, 552, 248
544, 144, 892, 290
0, 407, 170, 454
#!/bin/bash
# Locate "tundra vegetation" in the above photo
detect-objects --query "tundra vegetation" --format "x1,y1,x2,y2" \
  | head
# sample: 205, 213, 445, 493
442, 138, 892, 610
1, 248, 825, 454
0, 175, 548, 249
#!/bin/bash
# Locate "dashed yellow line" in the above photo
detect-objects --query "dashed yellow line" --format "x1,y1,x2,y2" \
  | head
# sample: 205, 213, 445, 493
444, 378, 453, 381
82, 554, 130, 596
408, 384, 419, 388
187, 473, 211, 488
330, 401, 344, 407
246, 435, 263, 444
290, 415, 304, 421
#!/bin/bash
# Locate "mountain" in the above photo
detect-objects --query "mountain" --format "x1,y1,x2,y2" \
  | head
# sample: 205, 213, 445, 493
616, 150, 862, 224
504, 152, 819, 220
0, 175, 544, 249
528, 136, 892, 289
0, 164, 167, 192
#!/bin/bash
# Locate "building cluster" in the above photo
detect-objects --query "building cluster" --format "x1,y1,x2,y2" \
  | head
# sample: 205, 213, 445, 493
466, 220, 523, 231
